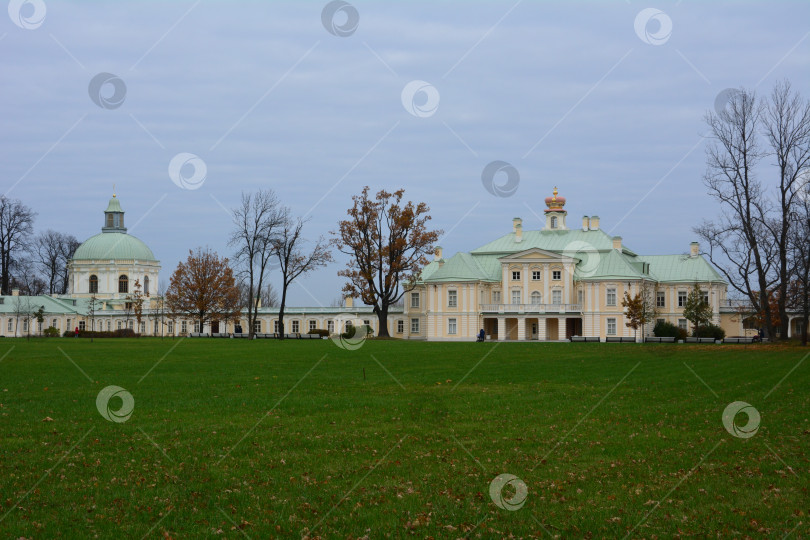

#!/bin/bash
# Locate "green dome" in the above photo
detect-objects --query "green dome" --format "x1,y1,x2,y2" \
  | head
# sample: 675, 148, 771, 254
72, 232, 157, 261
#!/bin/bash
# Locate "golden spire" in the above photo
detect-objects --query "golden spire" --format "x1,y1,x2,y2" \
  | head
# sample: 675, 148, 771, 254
552, 186, 558, 201
113, 183, 116, 198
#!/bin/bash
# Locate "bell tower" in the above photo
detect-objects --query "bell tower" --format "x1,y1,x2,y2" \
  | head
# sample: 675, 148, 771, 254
542, 186, 567, 230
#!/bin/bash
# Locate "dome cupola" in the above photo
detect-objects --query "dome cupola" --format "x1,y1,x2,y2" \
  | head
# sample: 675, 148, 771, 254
102, 192, 126, 233
542, 186, 568, 231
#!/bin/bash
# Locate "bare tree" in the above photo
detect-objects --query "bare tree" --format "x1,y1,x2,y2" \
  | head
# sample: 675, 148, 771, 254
762, 81, 810, 338
35, 230, 63, 294
35, 230, 78, 295
87, 294, 99, 342
10, 257, 47, 296
695, 87, 779, 340
59, 235, 80, 294
0, 196, 36, 295
789, 179, 810, 345
229, 190, 284, 338
273, 212, 332, 337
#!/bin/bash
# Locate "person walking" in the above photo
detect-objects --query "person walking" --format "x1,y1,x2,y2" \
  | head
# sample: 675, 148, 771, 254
74, 326, 79, 338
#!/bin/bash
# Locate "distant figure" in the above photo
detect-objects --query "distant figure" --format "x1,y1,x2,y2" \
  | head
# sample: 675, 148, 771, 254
74, 326, 79, 338
477, 329, 485, 342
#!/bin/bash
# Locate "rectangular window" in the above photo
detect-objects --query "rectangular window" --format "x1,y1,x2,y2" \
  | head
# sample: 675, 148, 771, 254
139, 321, 145, 333
193, 321, 200, 333
492, 291, 501, 303
292, 320, 299, 333
410, 293, 420, 308
607, 318, 617, 335
448, 318, 457, 334
511, 290, 521, 304
512, 271, 521, 281
657, 318, 665, 324
309, 320, 316, 332
327, 320, 334, 333
532, 270, 541, 281
7, 319, 12, 332
67, 319, 71, 331
578, 290, 583, 305
678, 318, 687, 330
78, 321, 85, 331
397, 320, 404, 333
52, 318, 57, 329
702, 294, 709, 305
363, 319, 370, 326
274, 320, 279, 333
255, 319, 262, 333
125, 302, 133, 310
552, 270, 561, 280
448, 290, 458, 307
657, 291, 665, 308
168, 321, 174, 334
411, 318, 420, 334
678, 291, 687, 307
181, 321, 187, 334
606, 288, 617, 306
552, 290, 562, 305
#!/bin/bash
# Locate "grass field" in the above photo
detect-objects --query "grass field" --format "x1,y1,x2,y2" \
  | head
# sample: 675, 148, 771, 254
0, 338, 807, 538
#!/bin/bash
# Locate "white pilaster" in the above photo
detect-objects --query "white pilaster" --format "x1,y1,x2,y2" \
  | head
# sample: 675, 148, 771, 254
497, 317, 506, 340
517, 316, 526, 340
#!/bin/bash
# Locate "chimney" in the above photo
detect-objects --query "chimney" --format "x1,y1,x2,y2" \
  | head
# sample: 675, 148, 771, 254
344, 296, 353, 308
515, 223, 523, 242
11, 288, 19, 296
582, 215, 589, 231
612, 236, 622, 251
589, 216, 600, 230
690, 242, 699, 258
434, 246, 443, 261
512, 217, 522, 233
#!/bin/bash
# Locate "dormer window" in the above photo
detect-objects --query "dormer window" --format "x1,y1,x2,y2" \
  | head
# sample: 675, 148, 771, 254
89, 275, 98, 294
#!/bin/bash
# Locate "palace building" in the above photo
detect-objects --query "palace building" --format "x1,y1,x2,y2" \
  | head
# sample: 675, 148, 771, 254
0, 190, 805, 340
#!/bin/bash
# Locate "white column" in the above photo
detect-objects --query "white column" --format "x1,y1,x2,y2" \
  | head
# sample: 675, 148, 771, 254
538, 317, 547, 341
517, 316, 526, 340
558, 317, 566, 340
543, 266, 550, 302
562, 265, 568, 305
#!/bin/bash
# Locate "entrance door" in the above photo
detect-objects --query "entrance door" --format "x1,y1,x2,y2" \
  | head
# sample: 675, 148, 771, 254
531, 322, 538, 340
212, 321, 220, 333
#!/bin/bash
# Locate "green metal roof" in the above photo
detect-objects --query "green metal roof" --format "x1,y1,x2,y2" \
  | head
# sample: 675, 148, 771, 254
417, 227, 727, 285
637, 254, 725, 283
105, 197, 123, 213
72, 232, 157, 261
470, 229, 637, 256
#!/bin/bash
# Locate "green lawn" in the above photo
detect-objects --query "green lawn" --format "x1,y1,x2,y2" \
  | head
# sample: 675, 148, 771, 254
0, 338, 807, 538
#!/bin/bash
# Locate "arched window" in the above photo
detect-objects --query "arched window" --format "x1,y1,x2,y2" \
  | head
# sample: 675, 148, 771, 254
118, 275, 128, 293
89, 275, 98, 294
144, 276, 150, 295
106, 214, 114, 228
551, 216, 558, 228
531, 291, 542, 305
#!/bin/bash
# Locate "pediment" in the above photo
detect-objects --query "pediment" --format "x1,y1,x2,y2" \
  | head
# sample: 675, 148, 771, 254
498, 248, 578, 264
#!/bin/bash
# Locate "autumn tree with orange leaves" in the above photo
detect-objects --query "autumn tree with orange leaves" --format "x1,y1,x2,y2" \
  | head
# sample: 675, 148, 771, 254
333, 187, 441, 337
166, 248, 241, 335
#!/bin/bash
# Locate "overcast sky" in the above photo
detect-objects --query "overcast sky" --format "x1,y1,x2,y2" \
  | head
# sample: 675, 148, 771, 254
2, 1, 808, 305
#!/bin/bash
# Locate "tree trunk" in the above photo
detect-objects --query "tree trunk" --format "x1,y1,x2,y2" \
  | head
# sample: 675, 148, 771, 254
278, 283, 287, 339
376, 303, 390, 337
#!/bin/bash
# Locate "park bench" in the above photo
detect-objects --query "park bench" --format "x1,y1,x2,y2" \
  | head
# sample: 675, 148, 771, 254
645, 336, 676, 343
685, 337, 716, 344
232, 333, 250, 339
723, 337, 754, 344
254, 333, 274, 339
211, 333, 229, 338
570, 336, 601, 342
189, 332, 208, 338
605, 336, 636, 343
